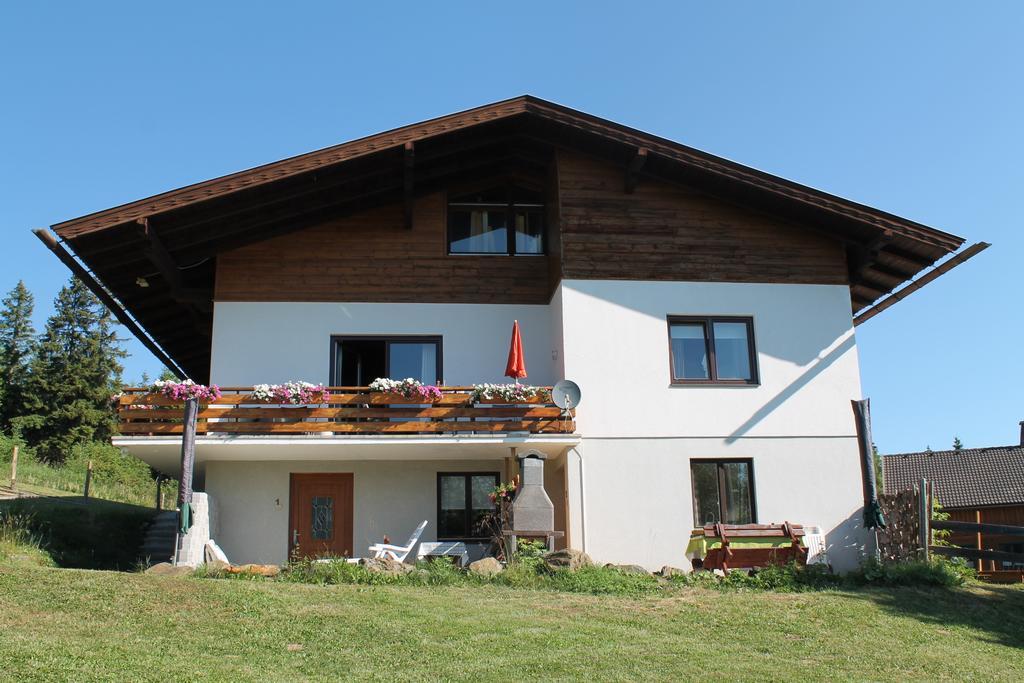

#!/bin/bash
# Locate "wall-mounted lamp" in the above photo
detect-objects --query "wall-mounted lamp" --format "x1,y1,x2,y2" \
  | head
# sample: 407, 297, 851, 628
135, 277, 149, 288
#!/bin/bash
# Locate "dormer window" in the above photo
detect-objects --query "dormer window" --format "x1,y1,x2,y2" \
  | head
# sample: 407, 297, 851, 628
447, 186, 544, 255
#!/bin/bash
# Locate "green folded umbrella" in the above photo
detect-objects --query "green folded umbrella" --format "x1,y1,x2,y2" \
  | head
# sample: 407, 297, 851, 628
178, 502, 193, 535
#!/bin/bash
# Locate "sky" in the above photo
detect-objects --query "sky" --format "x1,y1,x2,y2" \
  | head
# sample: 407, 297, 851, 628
1, 2, 1021, 453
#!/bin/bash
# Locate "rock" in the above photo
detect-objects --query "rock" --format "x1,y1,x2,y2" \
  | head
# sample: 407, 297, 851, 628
605, 563, 651, 575
469, 557, 503, 576
542, 548, 593, 571
145, 562, 193, 577
659, 565, 687, 578
205, 558, 230, 573
361, 557, 413, 575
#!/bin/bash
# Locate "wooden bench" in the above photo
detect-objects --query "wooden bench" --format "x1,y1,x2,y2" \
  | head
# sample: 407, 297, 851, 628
699, 522, 808, 572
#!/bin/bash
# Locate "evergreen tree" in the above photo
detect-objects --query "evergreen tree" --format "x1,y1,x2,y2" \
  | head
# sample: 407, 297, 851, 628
0, 281, 36, 432
952, 436, 964, 451
157, 366, 178, 382
16, 277, 126, 463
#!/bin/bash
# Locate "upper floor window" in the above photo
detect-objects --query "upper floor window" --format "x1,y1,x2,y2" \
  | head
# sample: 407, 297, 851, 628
447, 186, 544, 255
668, 316, 758, 385
331, 336, 442, 386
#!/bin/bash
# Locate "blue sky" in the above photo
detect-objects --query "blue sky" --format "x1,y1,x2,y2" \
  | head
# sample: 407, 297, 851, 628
1, 3, 1020, 452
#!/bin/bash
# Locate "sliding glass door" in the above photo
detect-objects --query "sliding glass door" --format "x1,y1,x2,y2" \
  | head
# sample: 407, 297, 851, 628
331, 336, 442, 386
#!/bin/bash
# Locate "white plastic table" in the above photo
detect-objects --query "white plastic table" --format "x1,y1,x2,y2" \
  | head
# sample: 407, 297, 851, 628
416, 541, 470, 567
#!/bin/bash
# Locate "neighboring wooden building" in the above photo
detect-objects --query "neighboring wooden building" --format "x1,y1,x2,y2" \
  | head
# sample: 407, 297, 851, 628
883, 439, 1024, 572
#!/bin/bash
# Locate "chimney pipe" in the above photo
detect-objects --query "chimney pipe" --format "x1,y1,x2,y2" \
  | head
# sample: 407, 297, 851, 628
1019, 421, 1023, 447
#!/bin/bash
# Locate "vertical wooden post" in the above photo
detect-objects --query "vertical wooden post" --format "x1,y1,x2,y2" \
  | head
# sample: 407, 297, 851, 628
155, 474, 164, 510
83, 460, 93, 498
918, 477, 929, 560
174, 397, 199, 565
9, 445, 17, 489
975, 509, 984, 572
926, 481, 934, 548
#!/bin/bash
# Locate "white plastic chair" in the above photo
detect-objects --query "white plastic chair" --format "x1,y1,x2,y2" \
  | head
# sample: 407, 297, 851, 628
366, 520, 429, 562
804, 526, 828, 565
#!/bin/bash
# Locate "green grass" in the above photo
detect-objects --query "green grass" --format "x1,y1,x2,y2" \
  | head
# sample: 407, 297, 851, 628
0, 511, 55, 569
0, 496, 156, 570
5, 452, 174, 508
0, 566, 1021, 682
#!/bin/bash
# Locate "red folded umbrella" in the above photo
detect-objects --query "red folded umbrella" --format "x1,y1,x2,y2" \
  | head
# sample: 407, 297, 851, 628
505, 320, 527, 382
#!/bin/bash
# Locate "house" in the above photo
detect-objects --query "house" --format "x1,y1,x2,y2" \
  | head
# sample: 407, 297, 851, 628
37, 96, 984, 571
883, 430, 1024, 572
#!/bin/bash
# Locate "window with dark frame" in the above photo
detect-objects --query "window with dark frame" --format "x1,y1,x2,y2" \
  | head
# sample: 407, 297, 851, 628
330, 336, 442, 386
667, 316, 757, 384
690, 459, 756, 526
437, 473, 500, 540
447, 186, 545, 255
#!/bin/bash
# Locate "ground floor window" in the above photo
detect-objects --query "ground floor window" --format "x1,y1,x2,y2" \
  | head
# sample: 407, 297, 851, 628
1000, 542, 1024, 569
437, 472, 499, 540
690, 459, 756, 525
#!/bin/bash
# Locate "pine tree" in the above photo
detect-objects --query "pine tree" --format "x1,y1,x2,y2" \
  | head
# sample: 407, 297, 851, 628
0, 281, 36, 432
952, 436, 963, 451
17, 277, 126, 463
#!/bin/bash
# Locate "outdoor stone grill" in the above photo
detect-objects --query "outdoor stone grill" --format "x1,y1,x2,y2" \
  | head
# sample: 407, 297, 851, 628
507, 450, 563, 551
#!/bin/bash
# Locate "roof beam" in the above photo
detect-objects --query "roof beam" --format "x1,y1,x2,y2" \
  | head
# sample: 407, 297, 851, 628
135, 218, 212, 313
404, 142, 415, 230
31, 228, 190, 380
854, 242, 991, 326
848, 230, 894, 287
624, 147, 647, 194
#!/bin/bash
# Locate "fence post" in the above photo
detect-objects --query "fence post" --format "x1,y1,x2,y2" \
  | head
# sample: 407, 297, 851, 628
918, 477, 930, 560
155, 474, 164, 509
975, 509, 984, 572
10, 445, 17, 489
84, 460, 93, 499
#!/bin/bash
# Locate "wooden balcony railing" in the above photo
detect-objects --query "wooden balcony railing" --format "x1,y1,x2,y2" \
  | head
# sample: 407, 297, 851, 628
116, 386, 575, 436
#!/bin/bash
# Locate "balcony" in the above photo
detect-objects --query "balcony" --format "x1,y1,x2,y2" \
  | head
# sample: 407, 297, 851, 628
116, 386, 576, 437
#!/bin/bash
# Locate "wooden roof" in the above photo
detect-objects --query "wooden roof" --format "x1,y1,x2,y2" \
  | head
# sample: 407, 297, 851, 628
46, 95, 967, 381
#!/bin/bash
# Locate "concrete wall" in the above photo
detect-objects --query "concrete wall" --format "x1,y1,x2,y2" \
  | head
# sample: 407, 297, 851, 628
210, 302, 556, 387
205, 458, 504, 566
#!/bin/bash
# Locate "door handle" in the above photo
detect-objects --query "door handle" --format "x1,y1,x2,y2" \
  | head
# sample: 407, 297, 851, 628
292, 529, 299, 546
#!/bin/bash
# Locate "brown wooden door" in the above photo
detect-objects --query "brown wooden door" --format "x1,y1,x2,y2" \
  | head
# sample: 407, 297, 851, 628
289, 473, 354, 560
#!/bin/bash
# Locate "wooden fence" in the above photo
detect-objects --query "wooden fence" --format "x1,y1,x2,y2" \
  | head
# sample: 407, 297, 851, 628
882, 477, 1024, 578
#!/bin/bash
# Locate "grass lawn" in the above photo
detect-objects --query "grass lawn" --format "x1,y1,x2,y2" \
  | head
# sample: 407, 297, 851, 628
0, 566, 1021, 682
0, 496, 155, 570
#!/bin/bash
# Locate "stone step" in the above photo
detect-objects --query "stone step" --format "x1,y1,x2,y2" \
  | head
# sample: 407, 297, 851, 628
140, 511, 181, 566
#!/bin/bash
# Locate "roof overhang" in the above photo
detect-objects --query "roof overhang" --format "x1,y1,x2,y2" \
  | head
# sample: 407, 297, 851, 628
43, 96, 975, 380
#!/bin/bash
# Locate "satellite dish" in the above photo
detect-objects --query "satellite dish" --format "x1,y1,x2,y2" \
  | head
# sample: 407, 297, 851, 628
552, 380, 582, 412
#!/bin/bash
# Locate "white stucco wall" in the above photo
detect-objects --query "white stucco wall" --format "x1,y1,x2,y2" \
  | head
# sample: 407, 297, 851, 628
200, 279, 871, 571
206, 458, 506, 566
573, 437, 865, 572
209, 302, 556, 387
558, 280, 861, 438
555, 280, 868, 571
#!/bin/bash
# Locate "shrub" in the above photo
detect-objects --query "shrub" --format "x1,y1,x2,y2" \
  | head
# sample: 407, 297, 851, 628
852, 557, 974, 587
669, 562, 842, 592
